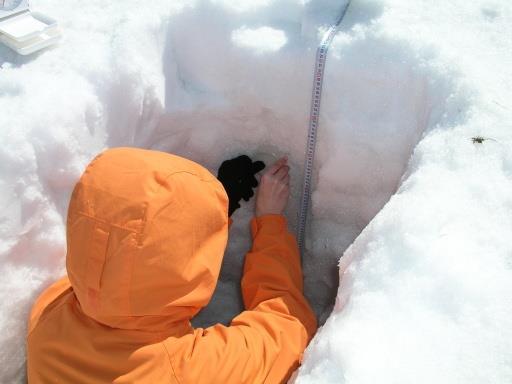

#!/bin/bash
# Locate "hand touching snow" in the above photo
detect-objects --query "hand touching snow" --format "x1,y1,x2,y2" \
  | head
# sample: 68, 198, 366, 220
255, 157, 290, 217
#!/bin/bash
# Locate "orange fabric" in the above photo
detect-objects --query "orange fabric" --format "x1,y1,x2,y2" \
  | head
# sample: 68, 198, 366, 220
26, 147, 317, 384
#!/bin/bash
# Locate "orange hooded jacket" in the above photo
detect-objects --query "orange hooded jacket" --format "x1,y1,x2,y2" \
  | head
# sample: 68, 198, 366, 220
26, 147, 317, 383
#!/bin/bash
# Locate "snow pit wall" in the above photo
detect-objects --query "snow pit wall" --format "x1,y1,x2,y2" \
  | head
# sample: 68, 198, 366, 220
158, 0, 465, 327
3, 0, 511, 383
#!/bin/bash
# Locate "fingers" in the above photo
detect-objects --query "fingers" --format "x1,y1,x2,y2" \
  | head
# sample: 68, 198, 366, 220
241, 185, 254, 201
274, 165, 289, 180
252, 160, 266, 174
267, 156, 288, 175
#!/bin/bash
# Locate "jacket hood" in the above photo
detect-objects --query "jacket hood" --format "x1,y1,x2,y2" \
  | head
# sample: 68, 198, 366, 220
66, 148, 229, 331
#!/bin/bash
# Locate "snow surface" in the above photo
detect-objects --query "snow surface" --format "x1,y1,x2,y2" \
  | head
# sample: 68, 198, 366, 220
1, 0, 511, 383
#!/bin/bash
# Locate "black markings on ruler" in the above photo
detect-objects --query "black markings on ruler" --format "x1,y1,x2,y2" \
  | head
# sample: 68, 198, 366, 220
297, 2, 351, 259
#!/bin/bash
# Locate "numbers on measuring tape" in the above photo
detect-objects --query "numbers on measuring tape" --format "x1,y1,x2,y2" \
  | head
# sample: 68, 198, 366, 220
297, 2, 351, 258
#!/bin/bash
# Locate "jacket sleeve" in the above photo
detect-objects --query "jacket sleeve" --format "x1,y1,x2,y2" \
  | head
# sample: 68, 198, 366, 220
165, 214, 317, 384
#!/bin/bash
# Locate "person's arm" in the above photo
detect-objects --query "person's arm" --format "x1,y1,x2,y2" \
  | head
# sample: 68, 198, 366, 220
164, 157, 317, 384
237, 213, 317, 379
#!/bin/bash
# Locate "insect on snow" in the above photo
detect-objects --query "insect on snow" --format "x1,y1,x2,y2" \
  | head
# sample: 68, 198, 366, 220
471, 136, 497, 144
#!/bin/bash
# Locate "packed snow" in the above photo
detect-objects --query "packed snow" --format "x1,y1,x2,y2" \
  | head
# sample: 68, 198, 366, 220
1, 0, 511, 383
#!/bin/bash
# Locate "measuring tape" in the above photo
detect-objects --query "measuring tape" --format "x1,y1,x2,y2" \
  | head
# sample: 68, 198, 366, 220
297, 1, 351, 258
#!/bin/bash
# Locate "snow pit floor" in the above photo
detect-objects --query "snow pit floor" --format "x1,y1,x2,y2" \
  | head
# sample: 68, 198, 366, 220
1, 0, 511, 383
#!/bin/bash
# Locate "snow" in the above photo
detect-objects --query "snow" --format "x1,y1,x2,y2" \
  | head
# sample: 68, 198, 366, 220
1, 0, 511, 383
232, 26, 288, 53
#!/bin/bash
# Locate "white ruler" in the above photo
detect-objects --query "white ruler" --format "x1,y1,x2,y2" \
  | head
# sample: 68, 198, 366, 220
297, 2, 351, 258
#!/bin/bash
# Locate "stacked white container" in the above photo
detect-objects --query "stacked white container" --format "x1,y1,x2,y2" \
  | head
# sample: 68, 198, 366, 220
0, 0, 61, 55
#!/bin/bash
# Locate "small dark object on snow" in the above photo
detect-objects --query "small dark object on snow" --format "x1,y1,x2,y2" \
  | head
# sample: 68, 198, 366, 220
471, 136, 497, 144
472, 136, 486, 144
217, 155, 266, 216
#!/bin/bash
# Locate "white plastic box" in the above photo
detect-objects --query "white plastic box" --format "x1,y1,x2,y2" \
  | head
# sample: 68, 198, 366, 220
0, 0, 62, 55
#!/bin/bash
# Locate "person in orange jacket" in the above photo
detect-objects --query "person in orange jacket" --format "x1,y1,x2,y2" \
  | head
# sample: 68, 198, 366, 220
26, 147, 317, 383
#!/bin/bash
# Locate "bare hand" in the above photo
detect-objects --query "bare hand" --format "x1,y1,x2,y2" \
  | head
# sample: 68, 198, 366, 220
255, 157, 290, 217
